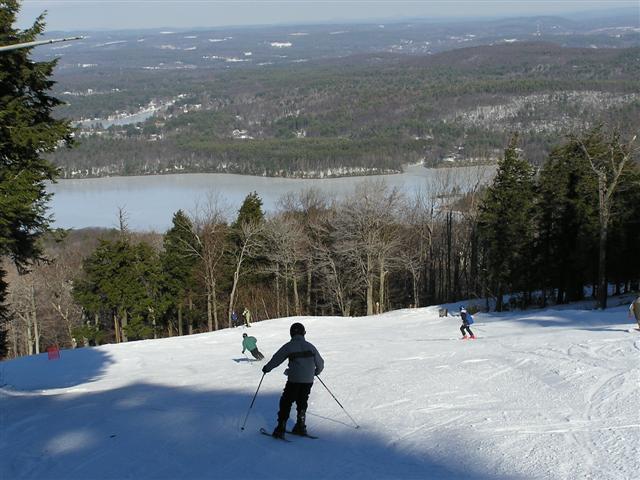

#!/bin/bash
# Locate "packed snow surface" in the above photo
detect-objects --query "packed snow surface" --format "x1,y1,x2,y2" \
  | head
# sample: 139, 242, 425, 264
2, 302, 639, 479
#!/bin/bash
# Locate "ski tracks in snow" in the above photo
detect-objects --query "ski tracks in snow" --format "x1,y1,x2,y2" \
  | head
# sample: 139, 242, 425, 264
475, 334, 640, 479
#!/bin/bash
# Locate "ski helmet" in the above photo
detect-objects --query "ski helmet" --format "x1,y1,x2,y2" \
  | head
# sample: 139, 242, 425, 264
242, 333, 247, 338
290, 322, 306, 337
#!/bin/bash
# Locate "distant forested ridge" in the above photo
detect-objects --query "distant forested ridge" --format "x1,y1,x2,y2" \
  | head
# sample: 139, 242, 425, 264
50, 42, 640, 178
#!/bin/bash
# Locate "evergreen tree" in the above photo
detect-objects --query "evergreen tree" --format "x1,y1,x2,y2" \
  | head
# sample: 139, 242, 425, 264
574, 129, 638, 309
0, 2, 73, 357
607, 172, 640, 292
233, 191, 265, 228
227, 192, 266, 320
130, 241, 164, 339
478, 135, 536, 311
537, 136, 599, 303
160, 210, 199, 336
538, 129, 640, 306
73, 239, 162, 342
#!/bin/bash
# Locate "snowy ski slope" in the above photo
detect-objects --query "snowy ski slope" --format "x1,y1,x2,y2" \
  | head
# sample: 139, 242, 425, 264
1, 301, 639, 479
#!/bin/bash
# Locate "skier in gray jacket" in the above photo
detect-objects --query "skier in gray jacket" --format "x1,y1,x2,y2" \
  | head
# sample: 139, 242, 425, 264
262, 322, 324, 438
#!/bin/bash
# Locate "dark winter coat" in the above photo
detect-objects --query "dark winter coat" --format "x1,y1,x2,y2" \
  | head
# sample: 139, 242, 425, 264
262, 334, 324, 383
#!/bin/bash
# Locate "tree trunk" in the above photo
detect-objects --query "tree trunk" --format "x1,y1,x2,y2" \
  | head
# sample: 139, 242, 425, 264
121, 310, 128, 342
446, 211, 452, 302
285, 277, 290, 317
366, 255, 374, 315
178, 301, 183, 336
206, 290, 213, 332
113, 313, 121, 343
213, 280, 219, 331
275, 264, 280, 318
228, 269, 240, 329
31, 284, 40, 354
470, 226, 479, 298
151, 310, 157, 339
453, 252, 461, 301
496, 285, 504, 312
292, 267, 301, 316
26, 314, 33, 355
306, 262, 312, 315
33, 310, 40, 354
11, 324, 18, 358
378, 262, 386, 314
94, 312, 99, 346
597, 182, 609, 310
188, 295, 193, 335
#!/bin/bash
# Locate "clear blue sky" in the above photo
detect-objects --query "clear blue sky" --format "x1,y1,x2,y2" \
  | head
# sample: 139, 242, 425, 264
18, 1, 639, 31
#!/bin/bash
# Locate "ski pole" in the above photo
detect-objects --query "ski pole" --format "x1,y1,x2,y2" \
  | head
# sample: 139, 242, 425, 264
244, 352, 254, 365
240, 372, 265, 431
315, 375, 360, 429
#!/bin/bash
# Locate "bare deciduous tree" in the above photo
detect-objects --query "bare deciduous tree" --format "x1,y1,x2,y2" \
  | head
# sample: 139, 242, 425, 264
40, 251, 83, 346
310, 211, 357, 316
277, 188, 330, 315
228, 220, 265, 327
333, 181, 404, 315
8, 272, 39, 355
579, 131, 638, 309
190, 194, 229, 331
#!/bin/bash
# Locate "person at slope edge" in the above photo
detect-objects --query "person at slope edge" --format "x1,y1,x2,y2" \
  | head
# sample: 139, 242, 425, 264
242, 333, 265, 360
262, 322, 324, 438
629, 295, 640, 330
242, 307, 252, 327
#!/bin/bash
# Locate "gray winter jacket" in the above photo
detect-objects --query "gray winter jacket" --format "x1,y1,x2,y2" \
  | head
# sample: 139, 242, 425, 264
262, 335, 324, 383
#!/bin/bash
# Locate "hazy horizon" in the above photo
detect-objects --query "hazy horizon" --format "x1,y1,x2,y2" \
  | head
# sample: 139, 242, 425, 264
17, 1, 639, 32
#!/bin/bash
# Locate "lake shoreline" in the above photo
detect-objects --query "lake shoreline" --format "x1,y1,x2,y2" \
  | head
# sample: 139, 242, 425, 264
47, 164, 496, 231
53, 159, 496, 182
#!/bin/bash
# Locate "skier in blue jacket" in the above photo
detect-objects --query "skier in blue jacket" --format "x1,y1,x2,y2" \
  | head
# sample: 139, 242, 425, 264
262, 322, 324, 438
459, 306, 475, 339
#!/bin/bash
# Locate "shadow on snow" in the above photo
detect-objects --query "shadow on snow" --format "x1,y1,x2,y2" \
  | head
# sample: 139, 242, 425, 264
0, 347, 114, 391
2, 381, 525, 480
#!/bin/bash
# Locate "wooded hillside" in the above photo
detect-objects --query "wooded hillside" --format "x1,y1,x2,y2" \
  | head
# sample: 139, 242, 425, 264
50, 43, 640, 178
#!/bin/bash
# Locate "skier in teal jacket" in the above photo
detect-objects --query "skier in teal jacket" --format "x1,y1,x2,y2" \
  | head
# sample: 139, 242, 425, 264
242, 333, 264, 360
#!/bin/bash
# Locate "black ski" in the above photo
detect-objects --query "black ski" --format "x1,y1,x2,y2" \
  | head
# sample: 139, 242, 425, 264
259, 427, 291, 442
286, 430, 318, 439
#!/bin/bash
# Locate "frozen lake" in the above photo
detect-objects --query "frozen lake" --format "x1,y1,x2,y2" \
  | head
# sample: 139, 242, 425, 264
47, 164, 495, 231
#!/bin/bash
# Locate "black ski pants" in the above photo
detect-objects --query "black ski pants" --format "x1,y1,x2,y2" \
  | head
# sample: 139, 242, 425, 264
250, 348, 264, 360
277, 381, 312, 423
460, 324, 474, 336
